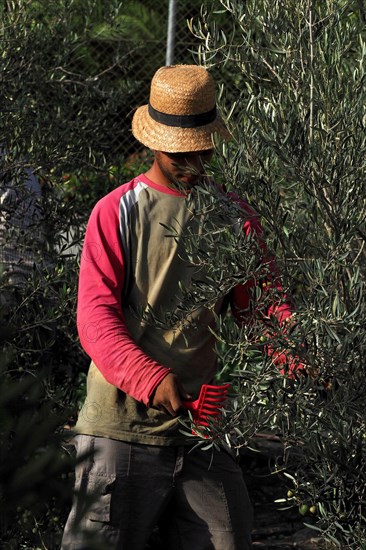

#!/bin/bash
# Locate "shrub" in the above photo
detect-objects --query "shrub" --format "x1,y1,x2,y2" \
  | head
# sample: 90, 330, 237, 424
186, 1, 366, 546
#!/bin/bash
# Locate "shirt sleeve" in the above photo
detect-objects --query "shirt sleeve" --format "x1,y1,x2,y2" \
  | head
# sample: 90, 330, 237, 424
229, 197, 303, 374
76, 190, 171, 406
229, 197, 293, 323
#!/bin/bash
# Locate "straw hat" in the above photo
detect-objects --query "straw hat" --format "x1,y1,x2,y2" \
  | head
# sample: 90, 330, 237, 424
132, 65, 230, 153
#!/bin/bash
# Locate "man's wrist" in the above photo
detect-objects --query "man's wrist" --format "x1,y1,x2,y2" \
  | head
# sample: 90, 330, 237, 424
147, 369, 173, 407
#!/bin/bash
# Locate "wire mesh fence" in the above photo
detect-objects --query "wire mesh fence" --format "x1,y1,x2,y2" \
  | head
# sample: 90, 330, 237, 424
1, 0, 237, 167
71, 0, 205, 158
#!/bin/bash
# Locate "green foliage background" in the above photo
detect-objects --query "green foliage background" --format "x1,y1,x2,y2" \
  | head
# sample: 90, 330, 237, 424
0, 1, 151, 547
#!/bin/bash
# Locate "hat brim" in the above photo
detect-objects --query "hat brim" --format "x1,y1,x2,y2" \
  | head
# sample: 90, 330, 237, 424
132, 104, 231, 153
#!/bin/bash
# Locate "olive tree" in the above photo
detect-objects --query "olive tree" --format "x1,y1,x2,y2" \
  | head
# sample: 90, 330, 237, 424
182, 1, 366, 547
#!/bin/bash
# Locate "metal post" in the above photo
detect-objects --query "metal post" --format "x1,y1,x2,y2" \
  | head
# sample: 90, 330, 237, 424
166, 0, 177, 66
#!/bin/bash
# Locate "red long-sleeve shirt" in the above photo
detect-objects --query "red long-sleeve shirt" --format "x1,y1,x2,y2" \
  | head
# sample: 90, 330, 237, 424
75, 174, 294, 444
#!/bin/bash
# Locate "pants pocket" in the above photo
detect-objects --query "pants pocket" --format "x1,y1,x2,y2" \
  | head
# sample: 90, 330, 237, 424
85, 473, 116, 523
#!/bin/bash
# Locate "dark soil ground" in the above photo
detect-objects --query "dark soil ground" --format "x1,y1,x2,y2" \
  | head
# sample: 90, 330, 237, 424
241, 435, 327, 549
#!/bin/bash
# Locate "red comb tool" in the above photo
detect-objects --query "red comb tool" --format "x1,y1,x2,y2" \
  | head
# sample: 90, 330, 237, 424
182, 383, 231, 428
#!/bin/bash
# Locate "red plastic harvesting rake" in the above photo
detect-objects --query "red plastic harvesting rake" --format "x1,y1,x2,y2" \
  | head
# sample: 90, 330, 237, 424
182, 383, 231, 428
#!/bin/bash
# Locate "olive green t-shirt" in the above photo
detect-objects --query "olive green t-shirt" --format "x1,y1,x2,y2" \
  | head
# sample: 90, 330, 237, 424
75, 174, 227, 445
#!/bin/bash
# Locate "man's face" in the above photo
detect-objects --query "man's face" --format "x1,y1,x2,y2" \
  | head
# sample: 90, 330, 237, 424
155, 149, 214, 188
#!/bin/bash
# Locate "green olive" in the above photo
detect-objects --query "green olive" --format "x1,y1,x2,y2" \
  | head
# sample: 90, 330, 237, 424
299, 504, 309, 516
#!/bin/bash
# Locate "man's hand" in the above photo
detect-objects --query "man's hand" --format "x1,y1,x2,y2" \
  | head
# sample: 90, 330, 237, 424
151, 373, 192, 417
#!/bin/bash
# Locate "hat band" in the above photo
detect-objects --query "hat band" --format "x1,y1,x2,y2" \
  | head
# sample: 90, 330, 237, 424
148, 103, 217, 128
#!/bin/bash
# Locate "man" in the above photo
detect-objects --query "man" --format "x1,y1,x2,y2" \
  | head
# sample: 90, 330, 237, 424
62, 64, 293, 550
0, 156, 45, 290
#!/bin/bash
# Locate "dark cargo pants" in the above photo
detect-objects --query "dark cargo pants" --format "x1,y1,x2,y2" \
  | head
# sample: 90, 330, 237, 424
61, 435, 253, 550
